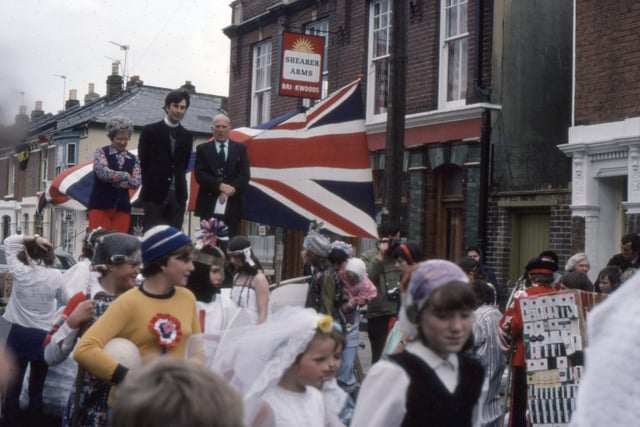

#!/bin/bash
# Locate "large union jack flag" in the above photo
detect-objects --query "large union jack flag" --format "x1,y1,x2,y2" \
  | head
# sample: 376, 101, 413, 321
38, 79, 377, 238
229, 78, 377, 238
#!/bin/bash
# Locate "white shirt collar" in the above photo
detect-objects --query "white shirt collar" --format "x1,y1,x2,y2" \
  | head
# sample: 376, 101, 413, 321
163, 117, 180, 128
405, 341, 459, 392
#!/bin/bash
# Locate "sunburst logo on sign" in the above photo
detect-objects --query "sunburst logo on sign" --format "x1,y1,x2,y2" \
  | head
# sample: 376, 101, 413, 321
291, 37, 315, 53
280, 31, 325, 98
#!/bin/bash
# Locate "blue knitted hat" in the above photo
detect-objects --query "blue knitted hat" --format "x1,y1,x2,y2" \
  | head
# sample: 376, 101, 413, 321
142, 225, 192, 265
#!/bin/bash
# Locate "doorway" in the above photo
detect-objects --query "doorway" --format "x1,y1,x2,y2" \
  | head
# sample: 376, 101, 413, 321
509, 210, 550, 281
433, 165, 464, 260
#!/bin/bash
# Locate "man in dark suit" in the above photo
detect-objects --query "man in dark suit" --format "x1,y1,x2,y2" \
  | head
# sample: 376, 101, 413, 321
138, 90, 194, 231
194, 114, 250, 236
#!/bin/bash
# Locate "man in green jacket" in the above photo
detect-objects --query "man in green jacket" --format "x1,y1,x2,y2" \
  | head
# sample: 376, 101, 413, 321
362, 222, 402, 363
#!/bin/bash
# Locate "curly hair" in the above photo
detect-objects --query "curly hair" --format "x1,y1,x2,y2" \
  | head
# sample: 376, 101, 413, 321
106, 116, 134, 140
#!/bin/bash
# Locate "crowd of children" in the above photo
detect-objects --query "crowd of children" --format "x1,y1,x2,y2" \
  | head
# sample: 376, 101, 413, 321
1, 218, 632, 427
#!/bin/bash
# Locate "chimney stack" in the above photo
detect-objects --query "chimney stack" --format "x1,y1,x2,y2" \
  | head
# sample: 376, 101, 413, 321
30, 101, 44, 120
126, 75, 144, 89
65, 89, 80, 110
15, 105, 29, 127
84, 83, 100, 104
180, 80, 196, 94
106, 62, 123, 101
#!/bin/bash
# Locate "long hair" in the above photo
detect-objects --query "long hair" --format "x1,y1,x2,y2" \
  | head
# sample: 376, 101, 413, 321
226, 237, 263, 276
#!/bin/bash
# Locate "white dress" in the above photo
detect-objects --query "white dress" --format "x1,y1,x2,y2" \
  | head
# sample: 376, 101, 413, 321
196, 293, 239, 332
261, 385, 326, 427
230, 274, 270, 325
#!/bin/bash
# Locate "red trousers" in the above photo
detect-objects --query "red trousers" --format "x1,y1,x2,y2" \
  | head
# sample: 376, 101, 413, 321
88, 208, 130, 233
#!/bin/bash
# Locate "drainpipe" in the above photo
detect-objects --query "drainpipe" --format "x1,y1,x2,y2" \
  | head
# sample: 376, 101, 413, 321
474, 0, 492, 257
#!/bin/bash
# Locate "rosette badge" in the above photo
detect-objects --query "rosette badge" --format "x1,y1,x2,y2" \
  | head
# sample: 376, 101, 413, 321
149, 313, 183, 353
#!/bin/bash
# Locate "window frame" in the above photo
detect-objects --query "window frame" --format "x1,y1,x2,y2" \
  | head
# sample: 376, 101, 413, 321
438, 0, 469, 109
367, 0, 392, 121
66, 142, 77, 167
250, 39, 272, 126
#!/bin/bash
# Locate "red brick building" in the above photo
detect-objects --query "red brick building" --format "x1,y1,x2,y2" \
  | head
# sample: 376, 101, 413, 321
559, 1, 640, 274
224, 0, 574, 286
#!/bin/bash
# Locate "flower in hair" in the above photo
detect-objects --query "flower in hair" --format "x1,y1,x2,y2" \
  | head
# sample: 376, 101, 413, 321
197, 218, 229, 249
317, 315, 333, 334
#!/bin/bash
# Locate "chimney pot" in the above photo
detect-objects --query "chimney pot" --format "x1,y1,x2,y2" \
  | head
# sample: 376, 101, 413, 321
31, 101, 45, 120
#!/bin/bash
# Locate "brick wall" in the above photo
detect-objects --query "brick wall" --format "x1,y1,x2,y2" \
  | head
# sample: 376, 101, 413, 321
228, 0, 370, 127
228, 0, 493, 123
575, 0, 640, 125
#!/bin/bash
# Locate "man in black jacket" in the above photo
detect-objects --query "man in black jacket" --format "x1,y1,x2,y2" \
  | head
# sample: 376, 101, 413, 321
194, 114, 250, 236
138, 90, 193, 231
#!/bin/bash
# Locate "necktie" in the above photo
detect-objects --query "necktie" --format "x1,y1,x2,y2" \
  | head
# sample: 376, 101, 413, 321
219, 143, 226, 162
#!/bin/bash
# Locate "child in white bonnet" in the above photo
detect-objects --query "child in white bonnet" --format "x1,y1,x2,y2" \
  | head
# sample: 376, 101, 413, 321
339, 257, 377, 328
342, 258, 378, 305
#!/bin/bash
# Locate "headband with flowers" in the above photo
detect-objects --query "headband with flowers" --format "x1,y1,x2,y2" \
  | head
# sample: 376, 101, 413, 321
197, 218, 229, 249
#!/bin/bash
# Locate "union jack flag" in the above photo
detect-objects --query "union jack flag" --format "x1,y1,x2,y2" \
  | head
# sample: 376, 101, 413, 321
37, 151, 145, 214
39, 79, 377, 238
229, 78, 377, 238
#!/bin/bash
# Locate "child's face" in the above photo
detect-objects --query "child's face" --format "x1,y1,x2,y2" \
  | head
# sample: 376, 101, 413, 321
109, 260, 141, 294
599, 275, 612, 293
163, 255, 194, 287
344, 271, 359, 286
420, 303, 473, 359
209, 266, 223, 287
229, 254, 244, 268
327, 343, 343, 378
293, 336, 336, 389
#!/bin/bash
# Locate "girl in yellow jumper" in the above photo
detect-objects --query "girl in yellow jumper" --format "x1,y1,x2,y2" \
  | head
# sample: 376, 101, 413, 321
74, 225, 202, 391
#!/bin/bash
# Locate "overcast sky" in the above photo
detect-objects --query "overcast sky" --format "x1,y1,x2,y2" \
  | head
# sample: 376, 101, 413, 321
0, 0, 231, 125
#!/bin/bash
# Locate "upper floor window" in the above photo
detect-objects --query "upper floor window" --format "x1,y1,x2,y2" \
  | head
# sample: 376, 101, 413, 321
367, 0, 392, 119
41, 149, 49, 190
8, 161, 15, 196
439, 0, 468, 108
251, 40, 272, 126
304, 19, 330, 106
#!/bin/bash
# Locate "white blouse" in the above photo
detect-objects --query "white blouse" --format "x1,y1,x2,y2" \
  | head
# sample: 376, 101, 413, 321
3, 234, 66, 330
